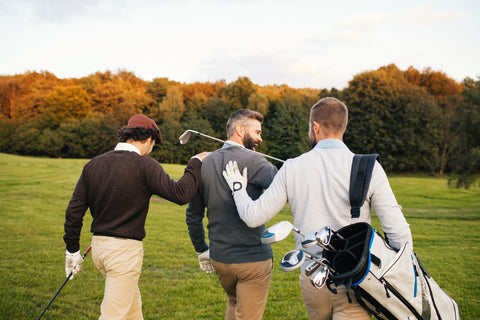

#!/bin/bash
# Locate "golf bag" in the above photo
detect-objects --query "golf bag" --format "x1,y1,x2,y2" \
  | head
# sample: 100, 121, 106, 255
322, 154, 460, 320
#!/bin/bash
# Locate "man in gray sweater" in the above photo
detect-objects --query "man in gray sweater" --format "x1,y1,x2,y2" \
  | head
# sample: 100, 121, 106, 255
223, 98, 413, 320
186, 109, 278, 320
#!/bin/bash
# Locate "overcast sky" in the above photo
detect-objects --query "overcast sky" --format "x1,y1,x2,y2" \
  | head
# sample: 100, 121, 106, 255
1, 0, 478, 89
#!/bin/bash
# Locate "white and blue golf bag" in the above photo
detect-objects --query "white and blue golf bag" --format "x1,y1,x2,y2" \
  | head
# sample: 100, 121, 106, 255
323, 222, 460, 320
322, 154, 461, 319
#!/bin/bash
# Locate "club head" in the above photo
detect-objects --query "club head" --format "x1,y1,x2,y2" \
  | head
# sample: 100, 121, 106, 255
316, 226, 333, 246
301, 234, 318, 249
280, 249, 306, 272
305, 260, 320, 276
310, 264, 330, 289
261, 221, 294, 244
179, 130, 192, 144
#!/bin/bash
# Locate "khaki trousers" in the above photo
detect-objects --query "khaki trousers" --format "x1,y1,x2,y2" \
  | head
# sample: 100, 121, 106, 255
299, 272, 370, 320
92, 236, 144, 320
211, 259, 273, 320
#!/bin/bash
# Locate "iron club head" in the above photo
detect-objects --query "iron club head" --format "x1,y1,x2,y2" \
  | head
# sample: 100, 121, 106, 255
305, 260, 320, 276
310, 264, 330, 289
179, 130, 192, 144
316, 226, 333, 246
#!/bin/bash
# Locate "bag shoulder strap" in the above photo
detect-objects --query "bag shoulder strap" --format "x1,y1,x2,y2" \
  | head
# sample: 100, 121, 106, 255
349, 154, 379, 218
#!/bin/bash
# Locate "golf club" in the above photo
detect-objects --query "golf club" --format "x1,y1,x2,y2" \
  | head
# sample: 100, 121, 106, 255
310, 264, 330, 289
280, 249, 306, 272
303, 252, 334, 271
178, 129, 285, 163
301, 227, 337, 252
37, 246, 92, 320
261, 221, 302, 244
305, 260, 320, 276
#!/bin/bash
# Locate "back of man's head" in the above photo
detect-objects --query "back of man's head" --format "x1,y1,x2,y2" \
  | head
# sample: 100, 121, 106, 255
310, 97, 348, 137
226, 109, 264, 139
117, 114, 162, 143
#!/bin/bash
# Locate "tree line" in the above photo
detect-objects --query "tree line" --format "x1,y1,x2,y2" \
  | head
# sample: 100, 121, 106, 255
0, 64, 478, 187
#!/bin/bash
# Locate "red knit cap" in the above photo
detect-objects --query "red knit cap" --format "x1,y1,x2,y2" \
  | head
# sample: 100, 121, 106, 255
127, 114, 162, 143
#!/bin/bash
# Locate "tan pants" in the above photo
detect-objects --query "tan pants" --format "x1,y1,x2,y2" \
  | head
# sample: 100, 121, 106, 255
91, 236, 144, 320
299, 272, 370, 320
212, 259, 273, 320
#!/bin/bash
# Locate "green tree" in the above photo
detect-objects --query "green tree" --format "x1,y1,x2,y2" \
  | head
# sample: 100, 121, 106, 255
405, 67, 463, 174
178, 108, 218, 162
201, 97, 236, 138
263, 93, 310, 161
448, 77, 480, 188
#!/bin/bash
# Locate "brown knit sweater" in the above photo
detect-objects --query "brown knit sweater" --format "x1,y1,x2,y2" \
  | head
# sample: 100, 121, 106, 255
64, 150, 202, 252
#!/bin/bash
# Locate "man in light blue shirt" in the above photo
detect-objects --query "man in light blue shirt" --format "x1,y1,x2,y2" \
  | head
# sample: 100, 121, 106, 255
223, 97, 413, 320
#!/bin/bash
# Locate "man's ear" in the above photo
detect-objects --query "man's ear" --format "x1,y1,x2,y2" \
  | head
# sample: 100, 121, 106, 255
234, 125, 245, 138
312, 121, 321, 135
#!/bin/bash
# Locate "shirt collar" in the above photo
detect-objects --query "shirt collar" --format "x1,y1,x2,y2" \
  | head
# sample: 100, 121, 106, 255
314, 139, 349, 150
114, 142, 141, 155
222, 140, 244, 149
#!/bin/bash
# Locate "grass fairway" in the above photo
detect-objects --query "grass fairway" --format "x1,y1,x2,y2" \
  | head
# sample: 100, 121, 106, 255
0, 152, 479, 319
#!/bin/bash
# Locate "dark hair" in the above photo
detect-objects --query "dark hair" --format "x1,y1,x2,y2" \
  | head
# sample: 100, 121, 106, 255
117, 127, 161, 143
226, 109, 264, 138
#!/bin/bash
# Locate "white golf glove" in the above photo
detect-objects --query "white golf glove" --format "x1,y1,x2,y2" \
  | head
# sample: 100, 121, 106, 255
65, 250, 84, 280
222, 161, 248, 194
197, 250, 214, 273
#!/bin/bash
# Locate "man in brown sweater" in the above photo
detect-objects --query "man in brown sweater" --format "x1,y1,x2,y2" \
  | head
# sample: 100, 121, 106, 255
63, 114, 210, 320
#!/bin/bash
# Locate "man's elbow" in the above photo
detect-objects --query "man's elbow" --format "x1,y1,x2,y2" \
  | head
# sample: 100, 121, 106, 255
242, 217, 262, 228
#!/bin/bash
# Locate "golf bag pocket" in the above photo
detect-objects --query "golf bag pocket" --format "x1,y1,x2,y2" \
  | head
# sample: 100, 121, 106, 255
324, 222, 460, 320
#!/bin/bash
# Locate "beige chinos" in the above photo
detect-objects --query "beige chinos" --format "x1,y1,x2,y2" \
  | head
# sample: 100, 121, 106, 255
211, 259, 273, 320
92, 236, 144, 320
299, 273, 370, 320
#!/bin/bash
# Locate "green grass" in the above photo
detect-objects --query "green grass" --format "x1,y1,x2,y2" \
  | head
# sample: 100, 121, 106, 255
0, 153, 479, 319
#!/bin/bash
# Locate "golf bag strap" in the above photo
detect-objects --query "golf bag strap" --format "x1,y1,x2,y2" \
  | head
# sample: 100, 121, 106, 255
349, 154, 379, 218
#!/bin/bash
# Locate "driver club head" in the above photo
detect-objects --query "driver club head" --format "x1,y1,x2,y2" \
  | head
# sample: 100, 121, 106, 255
261, 221, 294, 244
178, 130, 192, 144
280, 249, 306, 272
310, 264, 330, 289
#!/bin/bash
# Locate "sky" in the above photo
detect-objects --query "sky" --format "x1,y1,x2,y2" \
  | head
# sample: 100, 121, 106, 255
1, 0, 479, 89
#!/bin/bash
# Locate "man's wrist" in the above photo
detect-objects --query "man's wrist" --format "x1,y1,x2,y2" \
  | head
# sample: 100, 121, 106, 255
66, 250, 80, 255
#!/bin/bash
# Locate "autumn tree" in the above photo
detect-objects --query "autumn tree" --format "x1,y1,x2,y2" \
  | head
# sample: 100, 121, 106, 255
344, 64, 442, 172
221, 76, 257, 108
39, 85, 91, 128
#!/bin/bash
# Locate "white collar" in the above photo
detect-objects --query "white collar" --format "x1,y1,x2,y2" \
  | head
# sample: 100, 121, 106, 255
114, 142, 141, 155
222, 140, 244, 149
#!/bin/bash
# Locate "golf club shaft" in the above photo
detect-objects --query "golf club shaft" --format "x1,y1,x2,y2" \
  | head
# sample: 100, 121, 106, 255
304, 251, 335, 272
182, 130, 285, 163
37, 246, 92, 320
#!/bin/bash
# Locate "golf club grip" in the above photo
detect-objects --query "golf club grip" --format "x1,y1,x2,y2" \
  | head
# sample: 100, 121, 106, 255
83, 245, 92, 258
